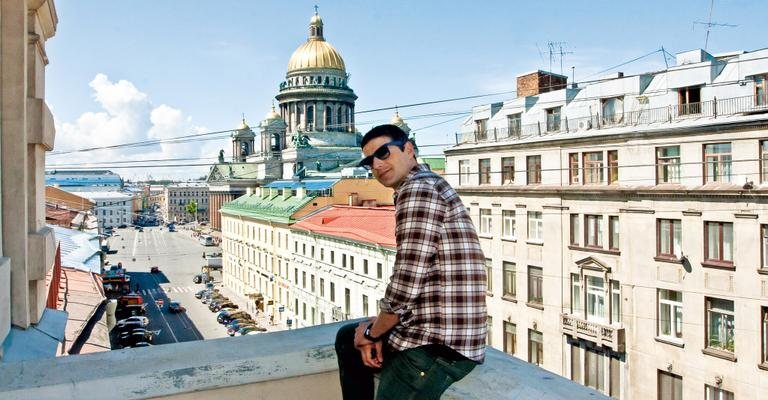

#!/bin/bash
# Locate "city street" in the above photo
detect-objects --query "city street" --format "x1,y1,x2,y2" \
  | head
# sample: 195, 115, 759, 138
106, 226, 229, 346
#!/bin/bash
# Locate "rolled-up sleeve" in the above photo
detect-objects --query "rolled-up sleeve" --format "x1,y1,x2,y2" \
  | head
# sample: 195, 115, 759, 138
380, 180, 444, 317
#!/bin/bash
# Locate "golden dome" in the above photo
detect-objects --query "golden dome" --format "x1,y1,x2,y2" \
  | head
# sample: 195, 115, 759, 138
391, 112, 404, 125
265, 106, 281, 120
287, 39, 345, 73
287, 10, 345, 73
236, 118, 250, 130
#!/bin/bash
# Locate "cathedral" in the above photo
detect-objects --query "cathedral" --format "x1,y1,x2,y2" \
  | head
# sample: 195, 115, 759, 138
206, 9, 410, 230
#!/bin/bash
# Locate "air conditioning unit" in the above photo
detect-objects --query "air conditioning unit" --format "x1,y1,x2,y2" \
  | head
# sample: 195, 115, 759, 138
578, 120, 592, 130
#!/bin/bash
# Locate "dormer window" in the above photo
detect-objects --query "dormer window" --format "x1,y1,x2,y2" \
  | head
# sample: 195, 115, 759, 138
677, 86, 701, 115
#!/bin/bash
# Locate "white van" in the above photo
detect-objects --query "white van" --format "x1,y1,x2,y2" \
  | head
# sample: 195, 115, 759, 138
199, 235, 214, 246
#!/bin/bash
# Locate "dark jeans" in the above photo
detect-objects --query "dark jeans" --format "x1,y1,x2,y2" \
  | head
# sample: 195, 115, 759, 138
335, 323, 477, 400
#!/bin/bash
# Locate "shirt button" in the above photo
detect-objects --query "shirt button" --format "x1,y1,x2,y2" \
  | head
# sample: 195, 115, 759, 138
420, 372, 425, 377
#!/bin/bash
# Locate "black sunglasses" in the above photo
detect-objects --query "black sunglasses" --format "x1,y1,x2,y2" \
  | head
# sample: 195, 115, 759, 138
358, 140, 406, 169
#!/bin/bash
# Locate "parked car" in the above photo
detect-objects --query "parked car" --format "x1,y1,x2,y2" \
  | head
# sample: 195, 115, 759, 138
226, 319, 255, 332
113, 320, 145, 333
211, 302, 238, 312
116, 316, 149, 327
119, 330, 154, 347
131, 341, 151, 348
228, 324, 258, 336
118, 224, 128, 229
218, 311, 251, 324
168, 301, 185, 313
193, 273, 213, 284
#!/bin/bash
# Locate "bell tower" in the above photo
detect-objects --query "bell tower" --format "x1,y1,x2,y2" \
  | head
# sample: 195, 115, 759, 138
231, 117, 255, 162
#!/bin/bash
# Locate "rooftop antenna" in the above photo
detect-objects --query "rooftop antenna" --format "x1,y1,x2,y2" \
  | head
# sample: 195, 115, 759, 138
547, 41, 573, 88
693, 0, 737, 51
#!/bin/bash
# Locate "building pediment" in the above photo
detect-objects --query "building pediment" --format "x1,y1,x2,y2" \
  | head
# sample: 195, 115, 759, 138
574, 256, 611, 273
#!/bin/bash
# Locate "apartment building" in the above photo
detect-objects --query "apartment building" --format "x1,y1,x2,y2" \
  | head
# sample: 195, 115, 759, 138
289, 206, 395, 328
163, 182, 209, 223
78, 192, 133, 231
445, 48, 768, 399
219, 178, 393, 326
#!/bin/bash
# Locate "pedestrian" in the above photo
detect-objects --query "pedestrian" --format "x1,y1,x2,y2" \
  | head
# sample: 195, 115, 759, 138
335, 124, 487, 400
270, 314, 274, 325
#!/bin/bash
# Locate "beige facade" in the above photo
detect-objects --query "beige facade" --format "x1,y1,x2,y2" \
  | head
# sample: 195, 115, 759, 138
1, 0, 59, 356
163, 183, 209, 223
446, 48, 768, 399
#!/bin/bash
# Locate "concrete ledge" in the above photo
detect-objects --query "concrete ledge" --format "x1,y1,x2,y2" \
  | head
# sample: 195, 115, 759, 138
27, 226, 55, 281
0, 320, 610, 400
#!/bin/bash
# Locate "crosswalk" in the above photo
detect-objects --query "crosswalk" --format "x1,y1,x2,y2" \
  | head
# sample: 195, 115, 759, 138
139, 286, 199, 296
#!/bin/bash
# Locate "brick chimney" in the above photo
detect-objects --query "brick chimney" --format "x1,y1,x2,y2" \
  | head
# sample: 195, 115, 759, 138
516, 70, 568, 98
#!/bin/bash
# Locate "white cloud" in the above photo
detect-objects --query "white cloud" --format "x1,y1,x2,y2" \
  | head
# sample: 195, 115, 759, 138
49, 74, 226, 181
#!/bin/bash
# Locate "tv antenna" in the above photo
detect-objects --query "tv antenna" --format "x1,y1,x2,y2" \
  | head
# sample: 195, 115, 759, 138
693, 0, 737, 51
548, 41, 573, 76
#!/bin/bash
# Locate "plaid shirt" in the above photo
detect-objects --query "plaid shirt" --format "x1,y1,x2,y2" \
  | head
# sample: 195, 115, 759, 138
380, 164, 487, 362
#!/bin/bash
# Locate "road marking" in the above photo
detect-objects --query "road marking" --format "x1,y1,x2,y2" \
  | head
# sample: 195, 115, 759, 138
131, 230, 139, 256
148, 272, 179, 343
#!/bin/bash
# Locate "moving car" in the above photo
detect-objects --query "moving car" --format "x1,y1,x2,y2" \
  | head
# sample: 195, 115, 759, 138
119, 330, 155, 347
168, 301, 185, 313
113, 320, 145, 333
116, 316, 149, 327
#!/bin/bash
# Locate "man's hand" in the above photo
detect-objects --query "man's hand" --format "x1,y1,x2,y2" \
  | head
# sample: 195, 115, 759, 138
354, 318, 383, 368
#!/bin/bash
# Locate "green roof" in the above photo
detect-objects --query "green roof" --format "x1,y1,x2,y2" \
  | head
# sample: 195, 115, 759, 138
419, 156, 445, 170
220, 192, 316, 224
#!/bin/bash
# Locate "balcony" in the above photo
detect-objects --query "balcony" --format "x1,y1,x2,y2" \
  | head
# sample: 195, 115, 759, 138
455, 94, 768, 145
561, 313, 626, 352
0, 320, 610, 400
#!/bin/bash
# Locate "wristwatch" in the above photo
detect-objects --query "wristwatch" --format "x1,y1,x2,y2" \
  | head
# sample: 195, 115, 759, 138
363, 323, 380, 342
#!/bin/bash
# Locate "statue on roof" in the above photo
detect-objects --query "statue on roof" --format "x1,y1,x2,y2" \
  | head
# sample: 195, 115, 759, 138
290, 131, 311, 148
218, 149, 225, 163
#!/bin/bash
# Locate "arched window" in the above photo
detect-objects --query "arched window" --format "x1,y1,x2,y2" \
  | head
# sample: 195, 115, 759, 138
271, 133, 280, 152
337, 106, 343, 129
325, 106, 332, 130
306, 105, 314, 130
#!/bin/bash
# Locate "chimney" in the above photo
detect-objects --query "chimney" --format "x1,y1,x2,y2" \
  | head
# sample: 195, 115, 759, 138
516, 70, 568, 98
296, 186, 306, 200
348, 193, 360, 206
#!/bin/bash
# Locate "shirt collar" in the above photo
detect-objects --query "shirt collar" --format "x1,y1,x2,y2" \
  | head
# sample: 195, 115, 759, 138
393, 164, 431, 199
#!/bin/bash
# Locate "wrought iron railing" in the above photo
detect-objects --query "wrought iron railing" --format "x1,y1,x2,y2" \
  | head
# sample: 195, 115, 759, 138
457, 94, 768, 145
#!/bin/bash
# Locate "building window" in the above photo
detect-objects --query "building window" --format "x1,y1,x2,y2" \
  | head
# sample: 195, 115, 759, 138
601, 96, 624, 125
568, 153, 580, 184
502, 261, 516, 299
761, 140, 768, 183
502, 210, 516, 239
320, 278, 325, 297
526, 155, 541, 184
311, 274, 316, 293
342, 254, 347, 268
705, 297, 735, 353
376, 262, 383, 279
546, 107, 561, 132
527, 211, 543, 242
755, 73, 767, 106
585, 215, 603, 248
344, 288, 351, 316
507, 113, 521, 138
658, 289, 683, 341
570, 214, 580, 246
479, 209, 492, 236
608, 216, 619, 251
350, 256, 355, 271
362, 295, 369, 316
611, 281, 621, 324
657, 219, 682, 258
705, 385, 734, 400
657, 370, 683, 400
302, 271, 306, 288
571, 274, 582, 314
320, 248, 324, 261
704, 221, 733, 264
331, 251, 335, 264
607, 150, 618, 184
486, 315, 493, 346
656, 146, 681, 184
586, 276, 606, 321
527, 266, 543, 305
704, 143, 732, 183
528, 329, 543, 365
762, 306, 768, 365
678, 86, 701, 115
583, 152, 604, 184
479, 159, 491, 185
330, 282, 335, 302
459, 160, 471, 185
503, 321, 516, 355
475, 118, 488, 141
483, 259, 493, 294
363, 259, 369, 275
501, 157, 515, 184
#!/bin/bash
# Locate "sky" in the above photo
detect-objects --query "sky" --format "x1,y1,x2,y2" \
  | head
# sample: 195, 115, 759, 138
44, 0, 767, 181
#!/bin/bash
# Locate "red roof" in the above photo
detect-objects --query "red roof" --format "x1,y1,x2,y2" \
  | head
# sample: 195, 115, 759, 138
293, 205, 396, 247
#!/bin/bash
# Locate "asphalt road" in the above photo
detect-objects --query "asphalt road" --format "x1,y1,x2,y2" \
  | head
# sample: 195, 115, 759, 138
106, 226, 228, 347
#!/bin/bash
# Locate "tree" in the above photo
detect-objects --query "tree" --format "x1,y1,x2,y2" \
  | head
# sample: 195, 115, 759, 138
185, 200, 198, 222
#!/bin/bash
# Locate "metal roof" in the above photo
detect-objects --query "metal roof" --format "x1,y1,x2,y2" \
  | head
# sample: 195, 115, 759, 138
264, 179, 338, 191
51, 225, 102, 274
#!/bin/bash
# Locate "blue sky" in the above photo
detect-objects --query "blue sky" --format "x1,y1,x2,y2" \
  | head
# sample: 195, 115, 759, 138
45, 0, 767, 180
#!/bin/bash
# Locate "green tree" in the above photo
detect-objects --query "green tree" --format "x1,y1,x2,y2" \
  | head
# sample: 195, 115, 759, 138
185, 200, 198, 222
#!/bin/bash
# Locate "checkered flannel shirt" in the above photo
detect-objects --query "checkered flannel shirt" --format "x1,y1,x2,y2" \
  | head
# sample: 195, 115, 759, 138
380, 164, 487, 363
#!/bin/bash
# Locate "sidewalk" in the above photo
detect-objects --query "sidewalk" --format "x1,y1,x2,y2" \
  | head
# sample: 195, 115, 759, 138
215, 284, 287, 333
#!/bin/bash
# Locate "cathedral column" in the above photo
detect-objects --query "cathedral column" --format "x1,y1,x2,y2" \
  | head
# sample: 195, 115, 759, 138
351, 104, 355, 132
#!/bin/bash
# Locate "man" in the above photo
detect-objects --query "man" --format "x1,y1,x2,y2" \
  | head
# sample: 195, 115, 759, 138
335, 124, 487, 400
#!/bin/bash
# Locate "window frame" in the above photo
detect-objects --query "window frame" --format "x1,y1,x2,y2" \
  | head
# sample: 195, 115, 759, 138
657, 370, 683, 400
501, 157, 515, 184
502, 261, 516, 299
528, 329, 544, 365
657, 219, 682, 259
678, 86, 702, 115
607, 150, 619, 184
608, 216, 619, 251
703, 143, 732, 184
705, 385, 734, 400
582, 151, 604, 184
527, 211, 543, 242
527, 266, 543, 305
656, 146, 681, 184
705, 297, 735, 354
761, 306, 768, 367
755, 73, 768, 106
703, 221, 734, 267
502, 210, 516, 239
478, 158, 491, 185
503, 321, 517, 355
485, 259, 493, 294
546, 106, 561, 132
507, 113, 522, 138
479, 208, 493, 236
584, 214, 603, 249
475, 118, 488, 141
570, 214, 580, 246
568, 153, 580, 185
761, 140, 768, 184
658, 289, 683, 342
526, 155, 542, 185
586, 275, 606, 322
